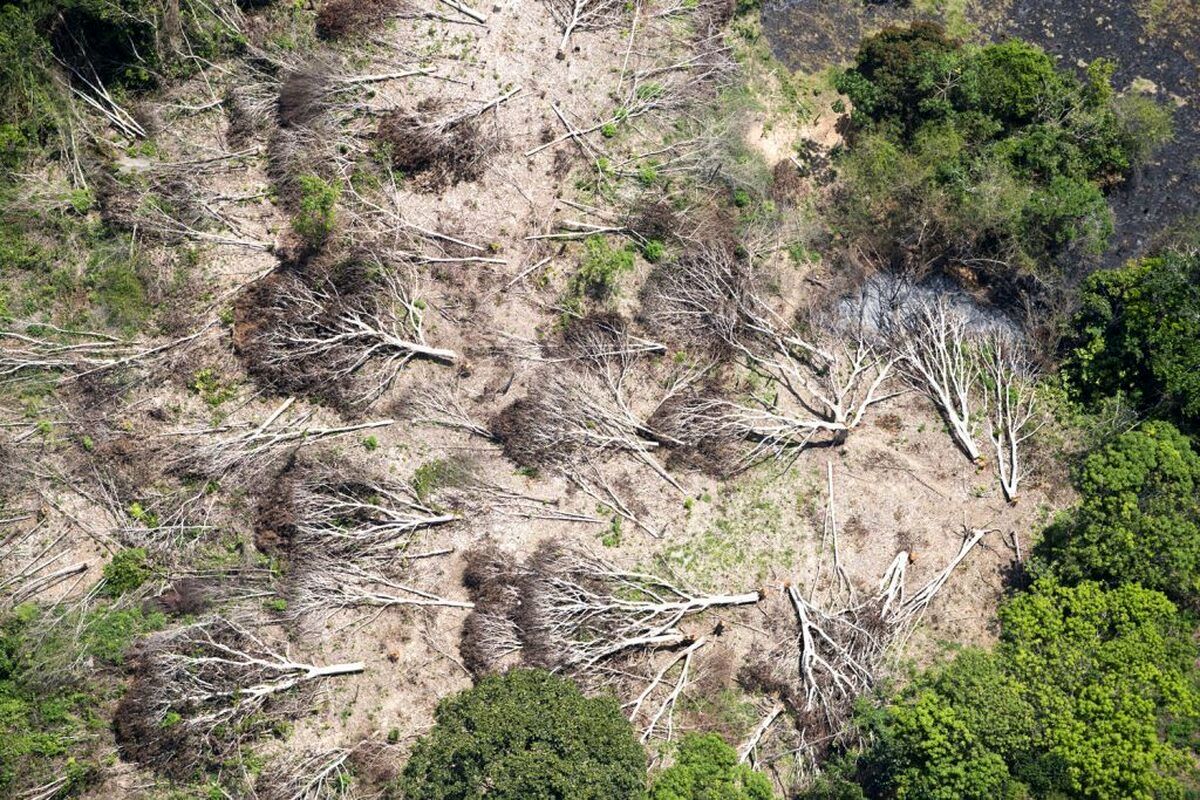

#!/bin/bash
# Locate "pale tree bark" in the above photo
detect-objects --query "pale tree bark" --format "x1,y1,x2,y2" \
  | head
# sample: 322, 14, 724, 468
893, 296, 982, 462
983, 330, 1042, 502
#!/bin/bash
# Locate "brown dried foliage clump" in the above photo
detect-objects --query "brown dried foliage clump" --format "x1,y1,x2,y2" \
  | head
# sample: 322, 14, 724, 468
316, 0, 409, 39
253, 469, 299, 552
460, 544, 525, 676
487, 398, 547, 469
277, 67, 333, 129
376, 99, 497, 189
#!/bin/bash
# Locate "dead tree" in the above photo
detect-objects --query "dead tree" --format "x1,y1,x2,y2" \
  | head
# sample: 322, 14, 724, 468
892, 296, 982, 462
375, 89, 519, 190
543, 0, 628, 57
0, 323, 207, 388
238, 261, 456, 411
489, 316, 703, 535
627, 636, 707, 743
1, 522, 89, 610
740, 525, 992, 769
171, 397, 392, 480
255, 747, 354, 800
258, 460, 470, 625
461, 541, 759, 682
491, 372, 658, 469
983, 330, 1041, 502
114, 616, 363, 776
645, 245, 898, 470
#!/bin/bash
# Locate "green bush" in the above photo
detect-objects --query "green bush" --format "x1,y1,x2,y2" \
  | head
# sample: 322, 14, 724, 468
571, 235, 636, 301
293, 174, 340, 247
650, 733, 774, 800
400, 668, 648, 799
102, 548, 151, 597
831, 23, 1167, 281
1064, 249, 1200, 426
1036, 421, 1200, 599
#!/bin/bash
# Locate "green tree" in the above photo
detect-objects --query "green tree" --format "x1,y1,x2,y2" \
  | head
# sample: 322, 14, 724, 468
967, 39, 1066, 127
650, 733, 774, 800
400, 669, 648, 800
1036, 421, 1200, 599
841, 580, 1198, 799
831, 23, 1168, 282
1065, 250, 1200, 426
858, 651, 1031, 800
996, 579, 1197, 799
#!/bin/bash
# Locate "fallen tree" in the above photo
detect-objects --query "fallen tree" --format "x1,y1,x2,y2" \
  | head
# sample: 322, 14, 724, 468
740, 526, 992, 772
460, 540, 759, 683
236, 257, 456, 411
644, 243, 899, 471
256, 460, 470, 625
114, 616, 363, 776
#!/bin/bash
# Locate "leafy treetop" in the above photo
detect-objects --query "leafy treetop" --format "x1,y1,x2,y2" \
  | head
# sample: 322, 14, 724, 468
399, 668, 648, 800
650, 733, 775, 800
1036, 420, 1200, 599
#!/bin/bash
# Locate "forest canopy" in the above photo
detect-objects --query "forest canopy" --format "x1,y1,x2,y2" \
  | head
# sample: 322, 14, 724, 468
833, 22, 1172, 283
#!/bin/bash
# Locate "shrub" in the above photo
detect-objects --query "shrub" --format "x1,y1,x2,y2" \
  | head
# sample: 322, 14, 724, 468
101, 547, 151, 597
1114, 92, 1175, 166
571, 236, 636, 300
292, 174, 339, 247
1036, 421, 1200, 599
399, 669, 648, 799
650, 733, 774, 800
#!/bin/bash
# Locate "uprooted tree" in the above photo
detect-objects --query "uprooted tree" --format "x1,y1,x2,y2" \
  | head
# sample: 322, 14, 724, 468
236, 256, 456, 411
413, 313, 700, 535
113, 616, 363, 776
169, 397, 392, 481
375, 88, 518, 190
255, 458, 471, 623
644, 243, 899, 472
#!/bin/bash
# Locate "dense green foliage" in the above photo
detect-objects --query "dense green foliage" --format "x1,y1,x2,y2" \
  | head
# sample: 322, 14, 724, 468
833, 23, 1171, 279
649, 733, 775, 800
101, 548, 152, 597
293, 174, 341, 248
0, 601, 164, 796
1037, 421, 1200, 599
1065, 249, 1200, 427
572, 235, 637, 300
400, 669, 648, 800
821, 580, 1199, 800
